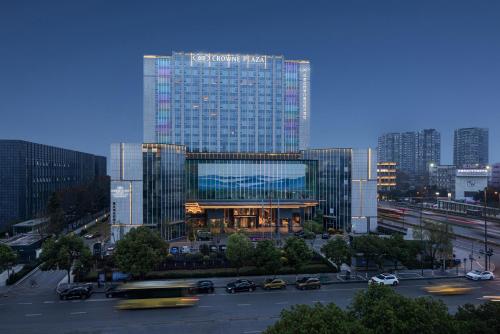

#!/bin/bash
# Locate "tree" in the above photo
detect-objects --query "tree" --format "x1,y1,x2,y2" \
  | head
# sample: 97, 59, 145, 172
321, 236, 351, 269
226, 233, 253, 275
264, 303, 364, 334
349, 285, 455, 334
47, 192, 65, 235
40, 234, 92, 284
303, 220, 323, 234
283, 237, 312, 274
385, 234, 409, 270
114, 227, 168, 278
254, 240, 282, 276
0, 244, 17, 278
414, 219, 453, 268
455, 302, 500, 334
352, 235, 386, 270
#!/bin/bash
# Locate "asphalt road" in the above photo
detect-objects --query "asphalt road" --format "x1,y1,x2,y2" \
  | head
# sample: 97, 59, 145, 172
1, 278, 498, 334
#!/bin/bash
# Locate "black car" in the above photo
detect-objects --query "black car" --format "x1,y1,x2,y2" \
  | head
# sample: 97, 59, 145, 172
105, 285, 126, 298
296, 277, 321, 290
195, 280, 215, 294
59, 286, 92, 300
321, 233, 330, 240
226, 279, 256, 293
218, 244, 227, 252
294, 230, 305, 238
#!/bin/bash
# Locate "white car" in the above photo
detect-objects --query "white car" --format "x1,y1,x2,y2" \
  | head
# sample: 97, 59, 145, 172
84, 234, 94, 239
369, 273, 399, 286
466, 270, 495, 281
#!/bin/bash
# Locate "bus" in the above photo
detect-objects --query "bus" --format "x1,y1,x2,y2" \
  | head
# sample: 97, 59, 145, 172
114, 281, 199, 310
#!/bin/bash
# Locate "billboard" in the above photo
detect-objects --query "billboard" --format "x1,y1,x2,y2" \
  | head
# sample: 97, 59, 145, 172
198, 163, 306, 191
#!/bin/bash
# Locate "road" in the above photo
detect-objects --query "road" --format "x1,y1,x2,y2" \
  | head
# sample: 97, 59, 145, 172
1, 277, 498, 334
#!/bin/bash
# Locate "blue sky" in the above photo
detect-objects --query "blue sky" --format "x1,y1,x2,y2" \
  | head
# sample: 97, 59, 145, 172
1, 0, 499, 163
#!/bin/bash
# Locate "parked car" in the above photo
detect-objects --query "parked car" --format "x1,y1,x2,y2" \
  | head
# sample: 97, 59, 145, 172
59, 286, 92, 300
84, 234, 94, 239
105, 285, 125, 298
209, 245, 218, 253
218, 245, 227, 252
294, 230, 305, 238
466, 270, 495, 281
180, 245, 192, 254
369, 273, 399, 286
195, 280, 215, 294
262, 278, 287, 290
226, 279, 256, 293
169, 246, 179, 255
296, 277, 321, 290
321, 233, 330, 240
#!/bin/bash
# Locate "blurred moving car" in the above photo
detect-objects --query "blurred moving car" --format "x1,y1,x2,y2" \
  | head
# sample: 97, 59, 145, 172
59, 286, 92, 300
226, 279, 256, 293
195, 280, 215, 294
296, 277, 321, 290
262, 278, 287, 290
424, 284, 473, 295
369, 273, 399, 286
466, 270, 495, 281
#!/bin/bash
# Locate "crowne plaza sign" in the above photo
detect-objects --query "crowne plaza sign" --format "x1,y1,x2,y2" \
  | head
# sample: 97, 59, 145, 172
190, 53, 266, 64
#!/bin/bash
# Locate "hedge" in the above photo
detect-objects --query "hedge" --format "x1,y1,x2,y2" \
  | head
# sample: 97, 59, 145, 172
6, 262, 40, 285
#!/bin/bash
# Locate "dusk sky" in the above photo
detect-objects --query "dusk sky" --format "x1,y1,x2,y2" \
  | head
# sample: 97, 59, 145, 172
1, 0, 499, 164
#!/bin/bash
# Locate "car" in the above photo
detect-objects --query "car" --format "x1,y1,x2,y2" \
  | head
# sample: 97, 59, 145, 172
105, 285, 126, 298
209, 245, 218, 253
180, 245, 192, 254
226, 279, 256, 293
262, 278, 287, 290
59, 286, 92, 300
424, 284, 473, 295
296, 277, 321, 290
321, 233, 330, 240
218, 245, 227, 252
169, 246, 179, 255
369, 273, 399, 286
106, 246, 115, 255
195, 280, 215, 294
294, 230, 305, 238
466, 270, 495, 281
84, 234, 94, 239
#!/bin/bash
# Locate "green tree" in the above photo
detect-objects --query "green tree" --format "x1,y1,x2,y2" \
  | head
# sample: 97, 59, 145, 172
303, 220, 323, 234
349, 285, 455, 334
0, 244, 17, 278
226, 233, 253, 275
264, 303, 364, 334
414, 219, 453, 267
254, 240, 282, 276
40, 234, 92, 284
321, 236, 351, 269
385, 234, 409, 270
455, 302, 500, 334
283, 237, 312, 274
47, 192, 65, 235
114, 227, 168, 278
352, 235, 386, 270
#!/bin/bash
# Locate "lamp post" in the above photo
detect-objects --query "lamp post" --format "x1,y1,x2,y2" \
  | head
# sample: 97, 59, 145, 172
483, 187, 488, 270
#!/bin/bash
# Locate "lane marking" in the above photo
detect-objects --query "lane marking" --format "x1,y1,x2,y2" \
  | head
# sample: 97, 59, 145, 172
43, 301, 54, 304
86, 299, 112, 302
237, 303, 251, 306
25, 313, 42, 317
199, 305, 214, 308
243, 331, 262, 334
70, 311, 87, 315
18, 302, 33, 305
275, 302, 288, 305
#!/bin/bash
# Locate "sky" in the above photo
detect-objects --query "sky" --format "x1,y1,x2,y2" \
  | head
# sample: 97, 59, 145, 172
1, 0, 499, 164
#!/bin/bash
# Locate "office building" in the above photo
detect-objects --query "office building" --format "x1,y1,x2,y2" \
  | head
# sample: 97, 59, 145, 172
0, 140, 107, 230
428, 164, 456, 195
455, 168, 490, 201
111, 52, 377, 241
453, 127, 489, 168
377, 162, 397, 192
143, 52, 310, 153
490, 163, 500, 188
377, 129, 440, 186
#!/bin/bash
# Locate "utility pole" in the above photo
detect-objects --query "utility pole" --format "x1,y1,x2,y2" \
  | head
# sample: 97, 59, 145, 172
419, 198, 424, 276
484, 187, 488, 270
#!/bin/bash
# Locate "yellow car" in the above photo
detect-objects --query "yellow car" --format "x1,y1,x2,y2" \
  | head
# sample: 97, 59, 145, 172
423, 284, 473, 295
262, 278, 287, 290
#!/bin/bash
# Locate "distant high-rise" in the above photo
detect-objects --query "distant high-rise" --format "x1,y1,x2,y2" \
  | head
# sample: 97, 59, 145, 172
143, 52, 310, 153
453, 128, 489, 168
377, 129, 440, 186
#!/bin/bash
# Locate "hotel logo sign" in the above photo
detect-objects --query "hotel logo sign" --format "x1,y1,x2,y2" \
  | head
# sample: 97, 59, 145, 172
190, 53, 266, 64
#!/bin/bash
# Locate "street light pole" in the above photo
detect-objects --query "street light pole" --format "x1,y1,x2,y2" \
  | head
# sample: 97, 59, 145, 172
419, 198, 424, 276
484, 187, 488, 270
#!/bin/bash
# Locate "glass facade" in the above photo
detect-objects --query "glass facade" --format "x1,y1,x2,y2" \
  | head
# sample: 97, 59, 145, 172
0, 140, 106, 230
301, 149, 352, 230
142, 144, 186, 240
143, 52, 310, 153
185, 153, 317, 202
